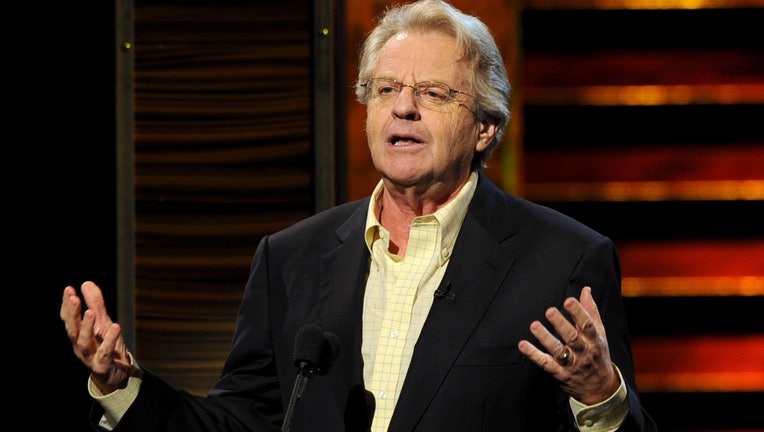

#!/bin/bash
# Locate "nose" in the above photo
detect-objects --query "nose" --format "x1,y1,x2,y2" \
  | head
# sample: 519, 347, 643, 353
391, 85, 421, 120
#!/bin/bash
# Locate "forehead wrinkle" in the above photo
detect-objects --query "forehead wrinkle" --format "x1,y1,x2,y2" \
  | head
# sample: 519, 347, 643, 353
375, 39, 467, 86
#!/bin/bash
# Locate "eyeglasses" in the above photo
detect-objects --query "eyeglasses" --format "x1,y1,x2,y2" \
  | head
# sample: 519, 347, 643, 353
361, 78, 474, 107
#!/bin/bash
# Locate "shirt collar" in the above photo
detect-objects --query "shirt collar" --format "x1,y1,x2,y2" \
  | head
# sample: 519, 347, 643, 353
364, 172, 478, 266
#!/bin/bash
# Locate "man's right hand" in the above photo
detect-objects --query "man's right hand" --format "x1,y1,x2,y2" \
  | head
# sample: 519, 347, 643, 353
61, 281, 133, 394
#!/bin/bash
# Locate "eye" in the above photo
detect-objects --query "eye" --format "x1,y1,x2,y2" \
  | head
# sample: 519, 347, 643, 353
374, 80, 400, 97
377, 85, 396, 96
417, 84, 451, 104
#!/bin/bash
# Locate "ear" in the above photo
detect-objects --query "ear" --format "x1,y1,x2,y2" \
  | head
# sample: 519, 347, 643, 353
475, 120, 498, 152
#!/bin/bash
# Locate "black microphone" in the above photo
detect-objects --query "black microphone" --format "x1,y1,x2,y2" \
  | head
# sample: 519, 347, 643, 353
433, 281, 454, 300
344, 384, 376, 432
282, 323, 341, 432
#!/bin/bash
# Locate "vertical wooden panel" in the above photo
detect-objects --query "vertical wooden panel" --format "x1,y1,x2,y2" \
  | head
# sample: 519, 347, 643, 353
133, 1, 313, 395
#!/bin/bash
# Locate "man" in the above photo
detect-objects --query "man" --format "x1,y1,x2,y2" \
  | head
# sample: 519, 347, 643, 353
61, 0, 657, 430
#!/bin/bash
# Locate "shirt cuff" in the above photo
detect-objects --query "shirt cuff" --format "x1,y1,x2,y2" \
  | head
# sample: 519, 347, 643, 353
568, 364, 629, 432
88, 352, 143, 430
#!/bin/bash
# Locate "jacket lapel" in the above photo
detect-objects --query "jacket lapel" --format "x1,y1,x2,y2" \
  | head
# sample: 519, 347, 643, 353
317, 199, 372, 416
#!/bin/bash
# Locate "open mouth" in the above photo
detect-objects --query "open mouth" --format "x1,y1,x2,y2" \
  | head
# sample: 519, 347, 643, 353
391, 136, 423, 146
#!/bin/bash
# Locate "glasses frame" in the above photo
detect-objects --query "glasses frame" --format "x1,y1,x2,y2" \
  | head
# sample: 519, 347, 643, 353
361, 77, 475, 107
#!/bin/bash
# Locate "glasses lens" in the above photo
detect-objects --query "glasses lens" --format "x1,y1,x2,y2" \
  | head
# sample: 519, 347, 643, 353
365, 78, 463, 107
414, 83, 452, 105
371, 79, 400, 99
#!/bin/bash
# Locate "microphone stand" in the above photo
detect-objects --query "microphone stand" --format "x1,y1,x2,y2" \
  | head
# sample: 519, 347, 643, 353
282, 324, 340, 432
281, 364, 313, 432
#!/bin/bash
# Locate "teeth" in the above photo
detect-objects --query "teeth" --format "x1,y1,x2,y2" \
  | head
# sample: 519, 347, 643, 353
392, 138, 417, 146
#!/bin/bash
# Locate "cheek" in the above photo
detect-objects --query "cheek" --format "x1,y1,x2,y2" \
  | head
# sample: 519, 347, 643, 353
365, 110, 385, 138
444, 117, 480, 149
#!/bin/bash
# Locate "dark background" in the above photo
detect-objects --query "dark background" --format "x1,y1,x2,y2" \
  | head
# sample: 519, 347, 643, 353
28, 2, 117, 429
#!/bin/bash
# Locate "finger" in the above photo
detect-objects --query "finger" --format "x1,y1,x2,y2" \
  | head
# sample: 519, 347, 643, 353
92, 323, 118, 373
61, 286, 81, 319
544, 306, 580, 350
529, 319, 569, 361
518, 339, 563, 374
61, 286, 84, 341
81, 281, 113, 333
81, 281, 105, 313
94, 323, 133, 376
105, 323, 132, 371
76, 309, 99, 359
579, 286, 606, 336
564, 287, 600, 343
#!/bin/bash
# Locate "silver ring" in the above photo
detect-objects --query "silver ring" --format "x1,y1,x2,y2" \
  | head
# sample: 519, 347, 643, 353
556, 347, 571, 366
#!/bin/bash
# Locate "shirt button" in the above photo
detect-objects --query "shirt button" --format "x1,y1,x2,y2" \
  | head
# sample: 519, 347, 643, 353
389, 330, 398, 338
379, 391, 387, 399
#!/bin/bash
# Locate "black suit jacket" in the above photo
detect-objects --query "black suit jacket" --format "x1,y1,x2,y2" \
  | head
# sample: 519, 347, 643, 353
98, 173, 657, 431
